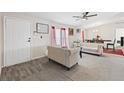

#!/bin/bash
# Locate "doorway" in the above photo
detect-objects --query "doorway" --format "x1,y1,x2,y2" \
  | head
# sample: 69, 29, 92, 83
116, 28, 124, 47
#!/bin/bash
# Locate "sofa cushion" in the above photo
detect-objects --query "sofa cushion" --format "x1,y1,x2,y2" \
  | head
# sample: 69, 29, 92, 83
82, 43, 103, 55
82, 47, 98, 53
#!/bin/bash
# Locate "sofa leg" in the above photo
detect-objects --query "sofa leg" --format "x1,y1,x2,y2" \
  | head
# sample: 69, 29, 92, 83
49, 58, 51, 62
80, 51, 82, 58
67, 67, 70, 71
107, 44, 108, 49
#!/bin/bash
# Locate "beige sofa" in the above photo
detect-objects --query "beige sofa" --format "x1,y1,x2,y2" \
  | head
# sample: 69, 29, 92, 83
82, 43, 103, 56
47, 46, 79, 69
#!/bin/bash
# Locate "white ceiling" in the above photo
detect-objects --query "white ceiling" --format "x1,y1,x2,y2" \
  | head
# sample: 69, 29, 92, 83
22, 12, 124, 28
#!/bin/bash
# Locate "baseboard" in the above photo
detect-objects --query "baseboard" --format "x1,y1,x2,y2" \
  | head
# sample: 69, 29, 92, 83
2, 56, 48, 68
31, 55, 47, 61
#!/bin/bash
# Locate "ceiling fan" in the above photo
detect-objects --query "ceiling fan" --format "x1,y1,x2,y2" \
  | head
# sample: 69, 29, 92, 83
73, 12, 98, 20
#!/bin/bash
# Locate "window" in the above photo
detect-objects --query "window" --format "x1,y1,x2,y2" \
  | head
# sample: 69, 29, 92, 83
51, 26, 68, 47
61, 28, 68, 47
55, 28, 61, 46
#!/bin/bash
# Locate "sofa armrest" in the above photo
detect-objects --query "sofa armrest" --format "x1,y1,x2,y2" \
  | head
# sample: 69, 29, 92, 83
97, 45, 103, 54
68, 48, 79, 56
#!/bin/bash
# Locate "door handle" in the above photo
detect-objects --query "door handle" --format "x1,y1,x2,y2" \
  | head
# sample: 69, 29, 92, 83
27, 37, 31, 42
27, 40, 31, 42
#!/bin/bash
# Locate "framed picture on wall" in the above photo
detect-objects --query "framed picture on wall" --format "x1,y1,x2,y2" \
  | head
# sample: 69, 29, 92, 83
36, 23, 49, 34
68, 28, 74, 36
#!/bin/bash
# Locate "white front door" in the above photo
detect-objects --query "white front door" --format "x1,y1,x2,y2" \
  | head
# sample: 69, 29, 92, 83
4, 17, 31, 67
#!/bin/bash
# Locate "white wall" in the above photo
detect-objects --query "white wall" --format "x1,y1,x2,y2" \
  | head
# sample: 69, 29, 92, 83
68, 28, 82, 47
85, 23, 116, 40
83, 22, 124, 48
84, 22, 124, 42
0, 12, 77, 73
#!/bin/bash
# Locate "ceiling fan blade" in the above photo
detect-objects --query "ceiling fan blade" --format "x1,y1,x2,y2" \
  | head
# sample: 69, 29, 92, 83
83, 12, 89, 17
73, 16, 82, 18
86, 14, 97, 17
75, 19, 80, 21
85, 12, 89, 15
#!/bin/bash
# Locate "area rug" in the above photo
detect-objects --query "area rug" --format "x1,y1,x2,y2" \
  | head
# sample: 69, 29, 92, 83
104, 48, 124, 56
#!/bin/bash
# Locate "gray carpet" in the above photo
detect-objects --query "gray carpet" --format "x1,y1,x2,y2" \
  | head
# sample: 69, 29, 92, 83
1, 53, 124, 81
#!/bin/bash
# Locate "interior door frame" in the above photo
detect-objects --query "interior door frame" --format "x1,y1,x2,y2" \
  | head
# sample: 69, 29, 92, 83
3, 16, 31, 67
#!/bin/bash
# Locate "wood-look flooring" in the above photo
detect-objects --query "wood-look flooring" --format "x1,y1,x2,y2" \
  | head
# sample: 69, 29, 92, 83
0, 57, 72, 81
1, 54, 124, 81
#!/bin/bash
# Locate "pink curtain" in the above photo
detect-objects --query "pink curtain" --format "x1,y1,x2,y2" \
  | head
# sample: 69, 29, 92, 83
51, 26, 56, 46
61, 28, 68, 48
